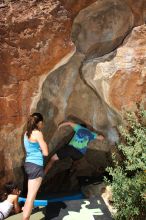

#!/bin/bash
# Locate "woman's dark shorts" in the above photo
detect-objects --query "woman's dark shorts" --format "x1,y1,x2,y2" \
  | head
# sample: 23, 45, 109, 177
56, 145, 83, 161
24, 162, 44, 180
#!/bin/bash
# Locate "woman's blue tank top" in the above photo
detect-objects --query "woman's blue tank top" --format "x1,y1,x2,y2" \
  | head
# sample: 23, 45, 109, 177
24, 134, 43, 166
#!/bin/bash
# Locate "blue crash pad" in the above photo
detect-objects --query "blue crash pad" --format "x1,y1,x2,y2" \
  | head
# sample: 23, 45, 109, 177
18, 193, 84, 207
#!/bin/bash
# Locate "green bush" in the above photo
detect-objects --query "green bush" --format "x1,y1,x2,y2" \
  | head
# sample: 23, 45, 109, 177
106, 106, 146, 220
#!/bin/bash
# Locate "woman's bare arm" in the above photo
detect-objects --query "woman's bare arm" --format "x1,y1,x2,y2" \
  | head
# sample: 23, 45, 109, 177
13, 195, 21, 214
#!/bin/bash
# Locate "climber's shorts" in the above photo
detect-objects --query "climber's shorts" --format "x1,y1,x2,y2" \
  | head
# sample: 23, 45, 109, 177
56, 145, 83, 161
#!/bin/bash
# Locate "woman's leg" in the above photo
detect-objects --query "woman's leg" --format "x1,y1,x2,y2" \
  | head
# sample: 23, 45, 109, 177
22, 177, 42, 220
44, 154, 59, 175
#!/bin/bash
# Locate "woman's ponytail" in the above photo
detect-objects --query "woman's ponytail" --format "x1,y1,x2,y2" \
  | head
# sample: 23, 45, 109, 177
26, 112, 43, 138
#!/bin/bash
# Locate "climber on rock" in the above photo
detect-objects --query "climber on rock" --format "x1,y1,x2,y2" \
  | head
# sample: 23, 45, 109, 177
44, 121, 105, 175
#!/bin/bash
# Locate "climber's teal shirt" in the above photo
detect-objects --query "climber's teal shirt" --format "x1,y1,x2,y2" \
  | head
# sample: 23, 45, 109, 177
24, 134, 43, 166
69, 125, 97, 154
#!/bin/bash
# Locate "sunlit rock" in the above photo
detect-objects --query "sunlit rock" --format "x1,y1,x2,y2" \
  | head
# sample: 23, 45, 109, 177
82, 25, 146, 112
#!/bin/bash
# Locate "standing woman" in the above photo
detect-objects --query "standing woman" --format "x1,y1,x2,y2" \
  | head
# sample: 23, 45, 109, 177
23, 113, 49, 220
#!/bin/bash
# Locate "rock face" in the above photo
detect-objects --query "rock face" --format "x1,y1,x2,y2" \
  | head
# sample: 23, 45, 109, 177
82, 25, 146, 112
0, 0, 97, 188
125, 0, 146, 25
0, 0, 145, 189
37, 52, 113, 191
38, 24, 146, 191
0, 0, 72, 127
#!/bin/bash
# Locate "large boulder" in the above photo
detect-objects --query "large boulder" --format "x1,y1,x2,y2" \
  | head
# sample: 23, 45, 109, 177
71, 0, 134, 57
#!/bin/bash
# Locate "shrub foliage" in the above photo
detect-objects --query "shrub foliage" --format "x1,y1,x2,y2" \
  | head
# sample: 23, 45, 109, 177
106, 106, 146, 220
